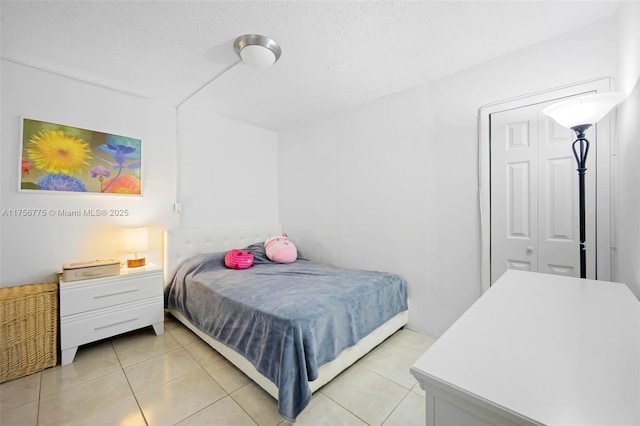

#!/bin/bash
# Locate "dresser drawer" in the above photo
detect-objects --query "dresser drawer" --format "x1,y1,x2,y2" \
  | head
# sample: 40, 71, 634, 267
60, 296, 163, 350
60, 272, 162, 316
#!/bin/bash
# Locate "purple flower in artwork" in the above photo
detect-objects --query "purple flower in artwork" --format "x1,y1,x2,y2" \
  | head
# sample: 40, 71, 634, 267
96, 137, 141, 193
97, 144, 139, 169
36, 174, 87, 192
90, 165, 111, 179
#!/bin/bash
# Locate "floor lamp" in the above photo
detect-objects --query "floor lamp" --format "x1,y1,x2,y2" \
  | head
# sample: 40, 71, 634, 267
543, 92, 625, 279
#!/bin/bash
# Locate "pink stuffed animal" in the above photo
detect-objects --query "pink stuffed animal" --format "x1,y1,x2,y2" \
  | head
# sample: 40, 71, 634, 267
264, 233, 297, 263
224, 249, 254, 269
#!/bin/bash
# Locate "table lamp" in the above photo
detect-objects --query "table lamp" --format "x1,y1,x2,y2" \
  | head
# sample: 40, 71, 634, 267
125, 227, 148, 268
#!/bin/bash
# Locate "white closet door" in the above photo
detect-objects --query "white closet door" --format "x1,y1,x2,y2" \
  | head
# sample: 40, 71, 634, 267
490, 101, 596, 283
538, 111, 585, 277
491, 104, 540, 278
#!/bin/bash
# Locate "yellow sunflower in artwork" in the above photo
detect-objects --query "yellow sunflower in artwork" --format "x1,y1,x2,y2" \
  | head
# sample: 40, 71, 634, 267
26, 129, 92, 175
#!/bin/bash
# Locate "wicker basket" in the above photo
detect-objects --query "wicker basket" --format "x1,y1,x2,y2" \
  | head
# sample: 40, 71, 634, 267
0, 282, 58, 383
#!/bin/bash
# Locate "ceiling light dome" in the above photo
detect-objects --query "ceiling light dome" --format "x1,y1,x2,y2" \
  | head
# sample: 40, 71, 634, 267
234, 34, 282, 69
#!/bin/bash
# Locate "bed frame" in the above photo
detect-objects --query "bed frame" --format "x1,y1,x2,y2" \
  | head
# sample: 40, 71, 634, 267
163, 224, 408, 399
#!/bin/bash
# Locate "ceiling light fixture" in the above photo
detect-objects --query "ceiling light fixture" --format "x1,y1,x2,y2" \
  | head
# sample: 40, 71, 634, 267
176, 33, 281, 108
234, 34, 282, 69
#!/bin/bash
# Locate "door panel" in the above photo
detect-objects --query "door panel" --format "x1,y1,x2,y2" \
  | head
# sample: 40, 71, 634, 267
508, 161, 531, 239
545, 157, 573, 240
491, 105, 538, 280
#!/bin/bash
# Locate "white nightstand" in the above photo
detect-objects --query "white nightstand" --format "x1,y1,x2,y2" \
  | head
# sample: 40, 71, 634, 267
59, 263, 164, 365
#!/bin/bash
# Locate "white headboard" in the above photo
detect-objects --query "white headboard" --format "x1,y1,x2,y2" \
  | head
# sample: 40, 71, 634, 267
163, 224, 282, 284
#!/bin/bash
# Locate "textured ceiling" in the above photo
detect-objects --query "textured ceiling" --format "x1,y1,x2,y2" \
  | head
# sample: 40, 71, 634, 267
0, 1, 619, 131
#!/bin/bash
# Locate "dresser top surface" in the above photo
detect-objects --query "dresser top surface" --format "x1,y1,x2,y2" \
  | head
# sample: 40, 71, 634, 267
411, 270, 640, 425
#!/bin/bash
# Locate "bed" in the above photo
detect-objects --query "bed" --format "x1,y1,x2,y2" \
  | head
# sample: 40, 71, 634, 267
163, 224, 409, 422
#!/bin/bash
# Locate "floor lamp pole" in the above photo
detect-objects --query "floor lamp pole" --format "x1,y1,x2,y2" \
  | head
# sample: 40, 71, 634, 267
571, 124, 591, 279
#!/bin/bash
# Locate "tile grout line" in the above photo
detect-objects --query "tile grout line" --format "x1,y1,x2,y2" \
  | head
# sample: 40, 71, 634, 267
111, 339, 150, 425
227, 384, 264, 426
166, 321, 255, 426
381, 387, 413, 426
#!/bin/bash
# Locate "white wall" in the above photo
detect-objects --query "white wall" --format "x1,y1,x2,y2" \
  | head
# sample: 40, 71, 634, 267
279, 19, 617, 337
175, 106, 279, 228
614, 0, 640, 299
0, 60, 177, 287
0, 60, 281, 288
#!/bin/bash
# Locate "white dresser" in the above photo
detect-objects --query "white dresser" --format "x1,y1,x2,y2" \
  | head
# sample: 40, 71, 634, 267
59, 263, 164, 365
411, 270, 640, 426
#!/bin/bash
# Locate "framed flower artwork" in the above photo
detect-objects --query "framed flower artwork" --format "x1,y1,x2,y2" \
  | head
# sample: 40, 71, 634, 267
20, 118, 142, 195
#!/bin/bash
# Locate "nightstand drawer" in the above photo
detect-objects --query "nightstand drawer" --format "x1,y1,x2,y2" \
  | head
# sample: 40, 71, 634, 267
60, 272, 162, 316
61, 296, 163, 350
59, 264, 164, 365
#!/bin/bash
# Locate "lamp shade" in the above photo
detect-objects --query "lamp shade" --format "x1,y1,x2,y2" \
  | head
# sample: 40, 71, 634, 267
125, 227, 148, 254
542, 92, 626, 129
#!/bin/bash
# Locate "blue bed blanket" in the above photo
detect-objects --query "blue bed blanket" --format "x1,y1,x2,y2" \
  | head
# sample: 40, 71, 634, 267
164, 250, 408, 422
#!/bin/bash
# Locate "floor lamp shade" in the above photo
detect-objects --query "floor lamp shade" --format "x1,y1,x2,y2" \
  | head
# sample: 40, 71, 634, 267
542, 92, 626, 129
125, 227, 148, 268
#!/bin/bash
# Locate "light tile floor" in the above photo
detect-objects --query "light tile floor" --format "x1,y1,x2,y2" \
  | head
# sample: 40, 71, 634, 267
1, 313, 436, 426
